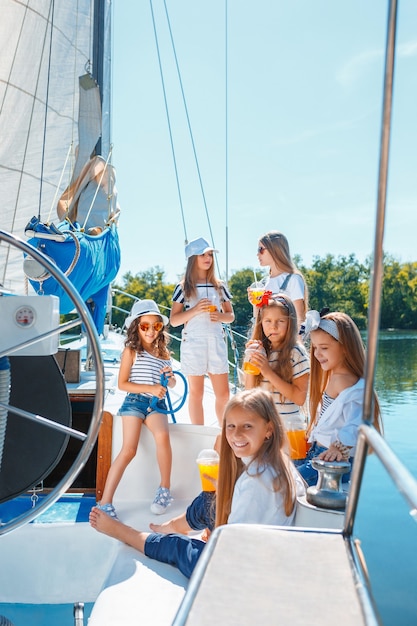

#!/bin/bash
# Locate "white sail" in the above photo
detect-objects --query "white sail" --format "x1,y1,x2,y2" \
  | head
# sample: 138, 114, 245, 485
0, 0, 112, 293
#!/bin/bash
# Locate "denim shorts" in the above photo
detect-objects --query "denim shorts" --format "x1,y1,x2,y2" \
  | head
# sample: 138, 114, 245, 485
294, 442, 352, 487
185, 491, 216, 532
117, 393, 167, 419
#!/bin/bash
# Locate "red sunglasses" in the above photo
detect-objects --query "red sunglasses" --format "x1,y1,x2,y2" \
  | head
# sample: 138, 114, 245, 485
139, 321, 164, 332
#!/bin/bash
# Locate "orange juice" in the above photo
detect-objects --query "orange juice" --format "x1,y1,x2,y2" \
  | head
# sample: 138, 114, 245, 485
242, 341, 266, 376
208, 304, 217, 312
243, 360, 261, 375
197, 462, 219, 491
196, 449, 220, 491
248, 289, 265, 305
287, 429, 307, 460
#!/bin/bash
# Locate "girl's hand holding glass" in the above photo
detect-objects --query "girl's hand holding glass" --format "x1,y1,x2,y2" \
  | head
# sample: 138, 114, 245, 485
243, 340, 267, 376
209, 307, 220, 322
249, 349, 268, 374
195, 298, 211, 314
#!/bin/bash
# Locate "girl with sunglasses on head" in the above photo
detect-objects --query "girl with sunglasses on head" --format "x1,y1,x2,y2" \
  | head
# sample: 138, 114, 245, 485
89, 388, 305, 579
170, 237, 235, 426
254, 231, 308, 326
96, 300, 176, 519
295, 310, 383, 486
244, 293, 310, 453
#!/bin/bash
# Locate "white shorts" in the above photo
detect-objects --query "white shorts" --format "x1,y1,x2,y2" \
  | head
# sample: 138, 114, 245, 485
180, 330, 229, 376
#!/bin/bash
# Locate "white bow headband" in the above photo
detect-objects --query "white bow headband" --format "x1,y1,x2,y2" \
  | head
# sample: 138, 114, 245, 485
300, 310, 340, 342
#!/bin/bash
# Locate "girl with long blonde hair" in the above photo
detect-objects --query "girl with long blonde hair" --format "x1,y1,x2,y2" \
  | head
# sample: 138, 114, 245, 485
296, 310, 382, 486
90, 389, 305, 579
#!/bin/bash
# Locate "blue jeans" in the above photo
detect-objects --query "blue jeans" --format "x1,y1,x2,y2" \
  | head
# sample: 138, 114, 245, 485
294, 442, 352, 486
144, 491, 216, 579
144, 533, 205, 579
185, 491, 216, 532
117, 393, 167, 419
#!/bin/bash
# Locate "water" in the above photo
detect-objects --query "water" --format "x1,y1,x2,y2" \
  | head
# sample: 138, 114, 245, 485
1, 332, 416, 625
355, 331, 417, 625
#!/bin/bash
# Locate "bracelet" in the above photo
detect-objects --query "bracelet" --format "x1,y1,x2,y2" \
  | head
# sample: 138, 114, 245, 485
333, 440, 351, 460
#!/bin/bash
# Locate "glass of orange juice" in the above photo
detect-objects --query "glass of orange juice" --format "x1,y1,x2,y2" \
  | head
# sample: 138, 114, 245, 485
286, 421, 308, 460
248, 281, 265, 306
196, 449, 219, 491
243, 341, 266, 376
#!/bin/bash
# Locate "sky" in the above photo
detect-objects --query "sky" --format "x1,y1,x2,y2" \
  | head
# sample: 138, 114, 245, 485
111, 1, 417, 285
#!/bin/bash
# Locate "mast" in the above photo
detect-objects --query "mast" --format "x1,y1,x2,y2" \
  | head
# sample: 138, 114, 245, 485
92, 0, 112, 158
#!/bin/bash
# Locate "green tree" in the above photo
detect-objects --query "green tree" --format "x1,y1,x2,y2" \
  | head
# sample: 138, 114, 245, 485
228, 267, 263, 332
107, 256, 417, 336
111, 267, 175, 329
302, 254, 369, 329
381, 257, 417, 329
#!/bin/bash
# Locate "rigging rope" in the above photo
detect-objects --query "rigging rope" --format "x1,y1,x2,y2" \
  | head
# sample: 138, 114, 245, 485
162, 0, 218, 264
39, 0, 56, 220
149, 0, 188, 243
225, 0, 229, 284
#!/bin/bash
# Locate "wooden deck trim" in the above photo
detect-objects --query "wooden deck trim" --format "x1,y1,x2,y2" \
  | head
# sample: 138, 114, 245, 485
95, 411, 113, 500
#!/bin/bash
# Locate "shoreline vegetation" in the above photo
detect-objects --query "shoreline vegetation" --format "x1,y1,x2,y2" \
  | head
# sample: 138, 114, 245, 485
109, 253, 417, 333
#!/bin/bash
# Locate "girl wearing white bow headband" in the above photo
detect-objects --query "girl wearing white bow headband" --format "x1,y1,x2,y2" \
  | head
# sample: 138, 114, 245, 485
295, 310, 382, 486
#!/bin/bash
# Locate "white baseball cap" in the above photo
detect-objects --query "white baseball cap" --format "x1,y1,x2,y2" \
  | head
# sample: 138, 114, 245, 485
124, 299, 169, 329
185, 237, 219, 259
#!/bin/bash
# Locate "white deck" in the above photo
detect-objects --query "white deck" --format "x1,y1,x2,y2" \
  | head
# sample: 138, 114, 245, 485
172, 525, 371, 626
0, 334, 346, 625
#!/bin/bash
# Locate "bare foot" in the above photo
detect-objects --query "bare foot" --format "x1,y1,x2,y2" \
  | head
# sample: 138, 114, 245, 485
90, 507, 149, 553
149, 511, 193, 535
149, 519, 179, 534
89, 506, 120, 537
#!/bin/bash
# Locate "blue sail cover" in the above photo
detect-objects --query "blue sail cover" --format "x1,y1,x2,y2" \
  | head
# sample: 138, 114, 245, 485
26, 224, 120, 334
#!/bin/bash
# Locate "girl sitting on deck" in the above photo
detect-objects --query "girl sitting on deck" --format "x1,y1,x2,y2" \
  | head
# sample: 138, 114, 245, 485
96, 299, 176, 518
90, 388, 305, 579
295, 310, 382, 486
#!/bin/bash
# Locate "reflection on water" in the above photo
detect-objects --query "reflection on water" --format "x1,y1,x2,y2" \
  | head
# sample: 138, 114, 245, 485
356, 331, 417, 626
374, 331, 417, 407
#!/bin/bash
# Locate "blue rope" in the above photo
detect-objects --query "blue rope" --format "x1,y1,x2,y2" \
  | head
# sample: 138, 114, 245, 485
148, 370, 188, 423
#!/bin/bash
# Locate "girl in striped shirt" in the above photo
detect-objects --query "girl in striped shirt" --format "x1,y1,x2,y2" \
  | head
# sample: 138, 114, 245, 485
244, 293, 310, 456
96, 300, 176, 518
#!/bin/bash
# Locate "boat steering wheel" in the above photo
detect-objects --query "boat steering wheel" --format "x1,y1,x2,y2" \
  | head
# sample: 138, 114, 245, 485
0, 229, 105, 536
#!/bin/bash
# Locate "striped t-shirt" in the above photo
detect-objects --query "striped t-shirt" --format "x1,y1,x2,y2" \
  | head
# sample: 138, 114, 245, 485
129, 350, 172, 397
260, 344, 309, 426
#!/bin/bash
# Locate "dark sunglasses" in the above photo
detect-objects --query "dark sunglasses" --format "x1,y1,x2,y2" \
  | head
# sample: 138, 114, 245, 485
139, 321, 164, 332
257, 246, 266, 254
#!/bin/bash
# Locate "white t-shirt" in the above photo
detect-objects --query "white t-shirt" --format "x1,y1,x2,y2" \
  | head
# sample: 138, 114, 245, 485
263, 273, 305, 302
228, 458, 305, 526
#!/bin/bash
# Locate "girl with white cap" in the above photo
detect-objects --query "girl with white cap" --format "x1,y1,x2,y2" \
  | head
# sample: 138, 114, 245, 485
97, 299, 176, 517
170, 237, 235, 426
